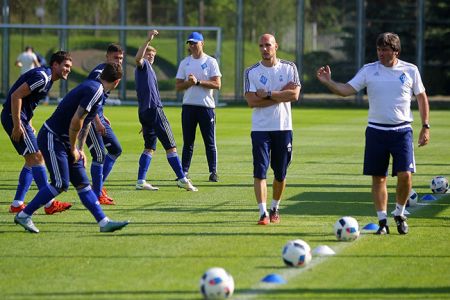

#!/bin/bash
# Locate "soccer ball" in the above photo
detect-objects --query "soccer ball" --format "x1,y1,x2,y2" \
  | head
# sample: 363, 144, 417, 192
334, 216, 360, 241
406, 189, 419, 207
282, 239, 312, 267
430, 176, 449, 194
199, 267, 234, 299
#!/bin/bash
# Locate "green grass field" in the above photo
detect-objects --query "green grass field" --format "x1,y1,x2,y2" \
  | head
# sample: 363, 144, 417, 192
0, 106, 449, 300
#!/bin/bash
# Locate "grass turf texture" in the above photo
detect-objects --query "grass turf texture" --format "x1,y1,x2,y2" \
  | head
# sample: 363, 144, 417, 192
0, 106, 449, 300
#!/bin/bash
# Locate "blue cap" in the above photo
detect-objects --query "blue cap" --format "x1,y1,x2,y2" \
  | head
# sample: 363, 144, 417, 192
186, 32, 204, 43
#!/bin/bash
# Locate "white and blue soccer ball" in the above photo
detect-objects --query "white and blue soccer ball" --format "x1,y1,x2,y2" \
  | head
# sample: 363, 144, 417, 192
430, 176, 449, 194
334, 216, 360, 241
406, 189, 419, 207
282, 239, 312, 267
199, 267, 234, 299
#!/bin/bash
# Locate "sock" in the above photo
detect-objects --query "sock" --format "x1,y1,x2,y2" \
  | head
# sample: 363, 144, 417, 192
394, 203, 406, 216
258, 203, 267, 216
138, 152, 152, 181
271, 199, 280, 211
13, 166, 33, 202
377, 210, 388, 221
167, 152, 185, 179
12, 200, 25, 207
102, 154, 116, 182
91, 162, 103, 197
23, 184, 59, 216
77, 186, 106, 222
31, 165, 49, 189
44, 199, 54, 208
98, 217, 110, 227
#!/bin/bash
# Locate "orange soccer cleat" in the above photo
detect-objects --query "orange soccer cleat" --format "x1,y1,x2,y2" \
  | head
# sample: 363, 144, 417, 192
9, 203, 26, 213
44, 200, 72, 215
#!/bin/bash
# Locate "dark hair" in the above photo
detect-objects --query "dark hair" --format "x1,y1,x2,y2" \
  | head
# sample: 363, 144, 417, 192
100, 62, 123, 82
49, 51, 72, 66
106, 43, 124, 54
376, 32, 401, 55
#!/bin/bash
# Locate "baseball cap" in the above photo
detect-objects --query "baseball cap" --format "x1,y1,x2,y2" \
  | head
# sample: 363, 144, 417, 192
186, 32, 204, 43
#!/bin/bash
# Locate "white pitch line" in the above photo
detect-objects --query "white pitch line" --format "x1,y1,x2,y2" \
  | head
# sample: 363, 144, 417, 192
235, 192, 448, 300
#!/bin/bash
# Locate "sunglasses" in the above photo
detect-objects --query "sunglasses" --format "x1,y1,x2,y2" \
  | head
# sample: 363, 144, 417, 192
187, 41, 198, 45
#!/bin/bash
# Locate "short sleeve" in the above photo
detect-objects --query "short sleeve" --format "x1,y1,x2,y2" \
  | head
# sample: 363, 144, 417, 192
175, 60, 186, 80
209, 58, 222, 78
347, 67, 367, 92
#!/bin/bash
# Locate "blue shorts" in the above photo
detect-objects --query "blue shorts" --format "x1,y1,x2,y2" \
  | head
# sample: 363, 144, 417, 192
139, 107, 176, 151
251, 131, 292, 181
86, 118, 122, 163
364, 126, 415, 177
1, 109, 39, 155
38, 125, 90, 191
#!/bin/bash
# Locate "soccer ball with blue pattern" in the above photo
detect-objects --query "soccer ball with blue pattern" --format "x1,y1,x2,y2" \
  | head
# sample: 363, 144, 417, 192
282, 239, 312, 267
199, 267, 234, 299
430, 176, 449, 194
334, 216, 360, 241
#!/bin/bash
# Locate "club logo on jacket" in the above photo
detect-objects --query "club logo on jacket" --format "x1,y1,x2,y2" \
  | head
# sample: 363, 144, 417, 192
259, 75, 268, 85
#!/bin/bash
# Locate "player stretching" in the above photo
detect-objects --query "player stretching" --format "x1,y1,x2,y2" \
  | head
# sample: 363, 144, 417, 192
1, 51, 73, 215
135, 30, 197, 191
86, 44, 125, 205
14, 63, 129, 233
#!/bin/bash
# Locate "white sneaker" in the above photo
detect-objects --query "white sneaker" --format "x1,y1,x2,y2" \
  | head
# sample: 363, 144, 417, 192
136, 181, 159, 191
177, 178, 198, 192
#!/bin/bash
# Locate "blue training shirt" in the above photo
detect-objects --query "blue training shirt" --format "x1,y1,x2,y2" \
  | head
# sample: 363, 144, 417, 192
87, 63, 108, 118
135, 59, 162, 113
45, 79, 104, 139
2, 67, 53, 122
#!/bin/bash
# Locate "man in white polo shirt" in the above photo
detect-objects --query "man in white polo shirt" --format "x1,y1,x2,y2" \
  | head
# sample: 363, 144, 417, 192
316, 32, 430, 235
244, 33, 301, 225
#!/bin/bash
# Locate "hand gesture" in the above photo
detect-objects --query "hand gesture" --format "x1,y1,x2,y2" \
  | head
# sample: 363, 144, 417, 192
418, 128, 430, 147
188, 74, 198, 86
11, 125, 24, 142
316, 65, 332, 83
148, 30, 159, 41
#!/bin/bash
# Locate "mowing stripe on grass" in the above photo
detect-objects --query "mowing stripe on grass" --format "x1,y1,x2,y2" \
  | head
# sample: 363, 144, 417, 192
236, 193, 447, 300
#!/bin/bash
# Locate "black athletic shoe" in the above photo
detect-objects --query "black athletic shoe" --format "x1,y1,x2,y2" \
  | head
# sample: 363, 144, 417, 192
209, 172, 218, 182
375, 219, 390, 235
394, 215, 409, 234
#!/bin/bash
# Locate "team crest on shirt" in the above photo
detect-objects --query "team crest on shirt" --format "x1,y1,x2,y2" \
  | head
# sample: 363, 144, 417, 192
259, 75, 268, 85
399, 73, 406, 84
201, 63, 208, 69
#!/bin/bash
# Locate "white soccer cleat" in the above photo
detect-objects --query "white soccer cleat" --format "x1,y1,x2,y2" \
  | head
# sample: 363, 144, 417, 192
177, 178, 198, 192
136, 181, 159, 191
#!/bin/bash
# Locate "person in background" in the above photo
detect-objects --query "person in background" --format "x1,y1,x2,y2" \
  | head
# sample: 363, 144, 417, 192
316, 32, 430, 235
175, 31, 222, 182
15, 46, 40, 75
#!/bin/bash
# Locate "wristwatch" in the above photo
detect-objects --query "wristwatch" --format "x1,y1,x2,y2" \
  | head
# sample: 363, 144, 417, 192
422, 124, 430, 129
196, 80, 200, 86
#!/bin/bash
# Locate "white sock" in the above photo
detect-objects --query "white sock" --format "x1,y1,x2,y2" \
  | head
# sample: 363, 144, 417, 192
98, 217, 110, 227
44, 199, 55, 208
137, 179, 146, 184
18, 211, 29, 218
377, 211, 388, 221
270, 199, 280, 211
180, 177, 188, 183
258, 203, 267, 216
394, 203, 406, 216
12, 200, 24, 207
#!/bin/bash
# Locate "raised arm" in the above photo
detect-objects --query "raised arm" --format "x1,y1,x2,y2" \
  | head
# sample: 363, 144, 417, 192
135, 30, 158, 68
316, 65, 357, 97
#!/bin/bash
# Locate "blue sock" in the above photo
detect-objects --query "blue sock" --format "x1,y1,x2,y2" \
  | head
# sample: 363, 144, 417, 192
167, 152, 185, 180
14, 166, 33, 201
138, 152, 152, 181
91, 162, 103, 197
31, 165, 49, 190
78, 186, 106, 222
102, 154, 116, 182
23, 184, 59, 215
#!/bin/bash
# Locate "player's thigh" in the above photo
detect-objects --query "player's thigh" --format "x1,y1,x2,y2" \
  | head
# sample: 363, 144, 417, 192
103, 123, 122, 156
270, 131, 293, 181
155, 107, 177, 150
251, 131, 271, 179
86, 125, 106, 162
363, 127, 390, 176
390, 128, 415, 175
69, 159, 91, 188
198, 108, 216, 146
181, 105, 198, 142
2, 116, 39, 155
